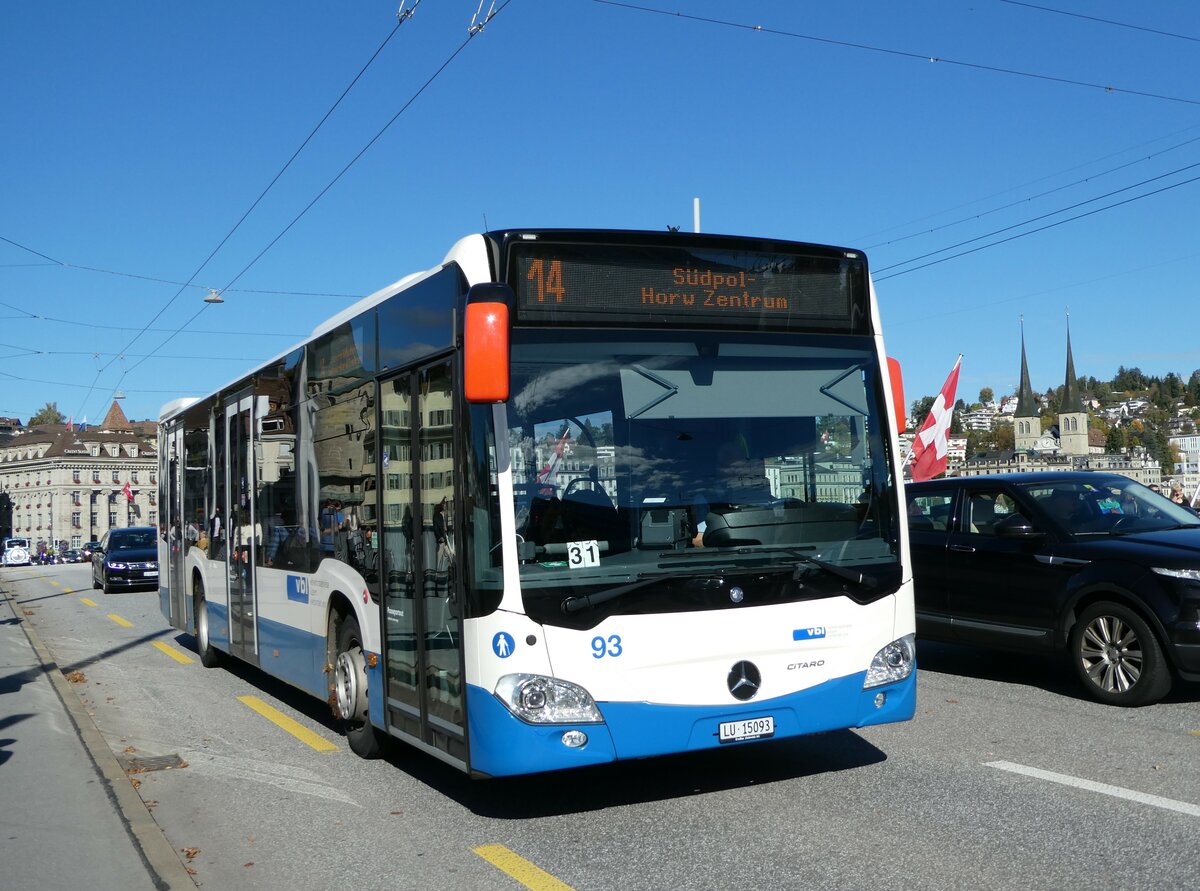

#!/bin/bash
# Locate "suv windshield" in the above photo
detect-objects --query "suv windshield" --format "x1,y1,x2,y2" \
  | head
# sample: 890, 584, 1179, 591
500, 329, 900, 626
1022, 477, 1200, 535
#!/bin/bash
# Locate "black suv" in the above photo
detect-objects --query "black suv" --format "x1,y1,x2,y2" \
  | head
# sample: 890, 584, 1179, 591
906, 471, 1200, 706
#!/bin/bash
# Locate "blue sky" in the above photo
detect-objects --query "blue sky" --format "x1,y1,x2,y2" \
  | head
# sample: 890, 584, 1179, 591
2, 1, 1198, 424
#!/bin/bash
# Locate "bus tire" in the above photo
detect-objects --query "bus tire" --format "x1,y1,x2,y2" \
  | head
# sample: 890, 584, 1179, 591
333, 616, 384, 759
194, 585, 222, 668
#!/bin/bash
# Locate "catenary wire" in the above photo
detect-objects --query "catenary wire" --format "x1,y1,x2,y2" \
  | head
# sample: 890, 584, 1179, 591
112, 1, 515, 402
593, 1, 1200, 106
997, 0, 1200, 44
874, 172, 1200, 281
73, 9, 419, 422
874, 159, 1200, 273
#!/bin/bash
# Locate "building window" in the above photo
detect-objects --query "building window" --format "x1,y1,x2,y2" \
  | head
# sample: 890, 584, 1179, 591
72, 512, 81, 528
73, 470, 81, 483
131, 471, 139, 484
93, 471, 102, 483
108, 511, 117, 525
112, 471, 121, 484
148, 510, 156, 525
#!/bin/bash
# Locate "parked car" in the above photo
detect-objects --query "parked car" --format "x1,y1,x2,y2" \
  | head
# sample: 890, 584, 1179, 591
92, 527, 159, 594
906, 471, 1200, 706
82, 541, 101, 560
64, 549, 84, 564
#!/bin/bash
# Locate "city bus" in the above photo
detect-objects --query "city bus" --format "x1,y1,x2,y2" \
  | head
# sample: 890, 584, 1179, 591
157, 228, 916, 778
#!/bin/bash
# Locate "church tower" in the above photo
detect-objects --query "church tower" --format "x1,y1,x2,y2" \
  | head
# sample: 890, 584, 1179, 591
1013, 323, 1041, 452
1057, 321, 1089, 457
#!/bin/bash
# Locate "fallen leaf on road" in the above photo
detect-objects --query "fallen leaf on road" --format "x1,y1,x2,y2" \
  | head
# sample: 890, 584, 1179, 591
66, 671, 86, 683
182, 847, 201, 861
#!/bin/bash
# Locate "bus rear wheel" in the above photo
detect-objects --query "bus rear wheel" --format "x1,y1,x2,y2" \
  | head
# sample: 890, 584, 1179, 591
333, 617, 384, 758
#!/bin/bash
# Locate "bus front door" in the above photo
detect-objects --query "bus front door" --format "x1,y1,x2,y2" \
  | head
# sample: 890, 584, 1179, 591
223, 392, 258, 663
162, 420, 187, 629
378, 362, 466, 765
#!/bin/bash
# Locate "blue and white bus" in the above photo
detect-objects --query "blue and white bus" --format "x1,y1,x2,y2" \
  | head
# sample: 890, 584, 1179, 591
158, 229, 915, 777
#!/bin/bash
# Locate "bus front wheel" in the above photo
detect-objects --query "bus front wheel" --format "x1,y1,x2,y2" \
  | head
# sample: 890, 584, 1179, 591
194, 585, 222, 668
333, 617, 384, 758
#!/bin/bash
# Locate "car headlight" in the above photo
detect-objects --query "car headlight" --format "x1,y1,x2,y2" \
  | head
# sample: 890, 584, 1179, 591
494, 673, 603, 724
1152, 566, 1200, 582
864, 634, 916, 689
106, 561, 128, 570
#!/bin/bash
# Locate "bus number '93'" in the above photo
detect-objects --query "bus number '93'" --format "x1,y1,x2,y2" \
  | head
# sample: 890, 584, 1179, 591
592, 635, 622, 658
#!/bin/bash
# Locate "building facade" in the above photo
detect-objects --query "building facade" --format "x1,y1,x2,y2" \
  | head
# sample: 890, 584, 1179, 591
0, 403, 158, 556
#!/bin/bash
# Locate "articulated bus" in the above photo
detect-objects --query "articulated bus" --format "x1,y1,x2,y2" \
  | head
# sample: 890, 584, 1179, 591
158, 229, 915, 778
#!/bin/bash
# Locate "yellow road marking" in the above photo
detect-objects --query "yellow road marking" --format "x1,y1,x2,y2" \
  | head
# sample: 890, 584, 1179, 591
473, 845, 576, 891
80, 597, 97, 607
151, 641, 195, 664
1190, 730, 1200, 738
237, 695, 338, 752
107, 613, 134, 628
49, 581, 60, 587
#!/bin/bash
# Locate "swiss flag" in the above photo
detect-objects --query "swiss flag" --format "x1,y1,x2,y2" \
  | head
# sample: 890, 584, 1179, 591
123, 482, 133, 503
908, 355, 962, 483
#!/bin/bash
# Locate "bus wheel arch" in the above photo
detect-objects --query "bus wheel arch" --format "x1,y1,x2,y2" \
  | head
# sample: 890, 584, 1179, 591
327, 597, 384, 758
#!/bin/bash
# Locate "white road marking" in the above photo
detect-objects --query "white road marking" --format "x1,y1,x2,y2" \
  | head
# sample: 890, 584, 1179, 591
986, 760, 1200, 818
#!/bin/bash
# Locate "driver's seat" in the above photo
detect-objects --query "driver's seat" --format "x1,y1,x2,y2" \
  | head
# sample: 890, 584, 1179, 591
562, 467, 623, 549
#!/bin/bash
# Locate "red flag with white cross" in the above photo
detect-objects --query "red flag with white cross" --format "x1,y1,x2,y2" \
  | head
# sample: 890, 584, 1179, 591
908, 355, 962, 483
123, 482, 133, 503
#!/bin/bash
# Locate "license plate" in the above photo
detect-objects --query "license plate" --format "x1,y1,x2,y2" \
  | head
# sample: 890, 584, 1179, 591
718, 715, 774, 743
145, 570, 159, 577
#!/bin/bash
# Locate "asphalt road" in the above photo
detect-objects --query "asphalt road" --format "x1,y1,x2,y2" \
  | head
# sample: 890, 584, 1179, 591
4, 563, 1199, 891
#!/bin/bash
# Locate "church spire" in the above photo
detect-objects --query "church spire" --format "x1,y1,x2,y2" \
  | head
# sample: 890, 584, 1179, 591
1062, 313, 1085, 413
1014, 317, 1038, 417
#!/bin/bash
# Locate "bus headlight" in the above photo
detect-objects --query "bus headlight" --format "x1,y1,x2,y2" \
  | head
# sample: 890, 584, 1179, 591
864, 634, 916, 689
494, 673, 603, 724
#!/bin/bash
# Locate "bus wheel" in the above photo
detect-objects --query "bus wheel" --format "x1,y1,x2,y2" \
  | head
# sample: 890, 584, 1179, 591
333, 617, 384, 758
194, 586, 222, 668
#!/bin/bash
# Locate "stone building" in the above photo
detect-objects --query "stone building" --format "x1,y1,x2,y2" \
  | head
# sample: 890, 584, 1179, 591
0, 402, 158, 556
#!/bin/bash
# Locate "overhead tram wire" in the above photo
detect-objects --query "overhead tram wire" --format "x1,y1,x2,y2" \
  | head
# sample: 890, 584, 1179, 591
873, 158, 1200, 274
73, 6, 419, 423
864, 133, 1200, 251
0, 235, 362, 298
113, 0, 515, 398
997, 0, 1200, 45
593, 1, 1200, 107
873, 171, 1200, 282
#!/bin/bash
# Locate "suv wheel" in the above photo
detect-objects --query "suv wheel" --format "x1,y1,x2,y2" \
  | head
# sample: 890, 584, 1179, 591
1069, 601, 1171, 706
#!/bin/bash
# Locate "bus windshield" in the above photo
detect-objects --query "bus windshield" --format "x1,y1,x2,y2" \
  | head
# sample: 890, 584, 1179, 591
504, 328, 900, 627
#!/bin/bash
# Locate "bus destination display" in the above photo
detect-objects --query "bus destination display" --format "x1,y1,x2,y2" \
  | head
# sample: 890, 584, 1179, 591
509, 242, 867, 331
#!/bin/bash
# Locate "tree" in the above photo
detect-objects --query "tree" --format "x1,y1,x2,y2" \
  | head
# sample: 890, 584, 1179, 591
979, 386, 994, 404
909, 396, 936, 432
1105, 425, 1127, 454
28, 402, 66, 426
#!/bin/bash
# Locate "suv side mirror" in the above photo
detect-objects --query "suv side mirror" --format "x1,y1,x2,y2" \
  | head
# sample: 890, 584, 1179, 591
994, 513, 1044, 539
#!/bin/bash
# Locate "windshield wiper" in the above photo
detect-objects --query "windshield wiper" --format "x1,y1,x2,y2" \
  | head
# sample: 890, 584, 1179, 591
681, 544, 881, 590
793, 554, 878, 590
560, 566, 748, 615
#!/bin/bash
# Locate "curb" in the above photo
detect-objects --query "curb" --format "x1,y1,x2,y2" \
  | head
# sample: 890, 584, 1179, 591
2, 589, 198, 890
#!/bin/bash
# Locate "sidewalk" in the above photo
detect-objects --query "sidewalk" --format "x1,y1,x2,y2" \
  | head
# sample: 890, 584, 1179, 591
0, 587, 195, 891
